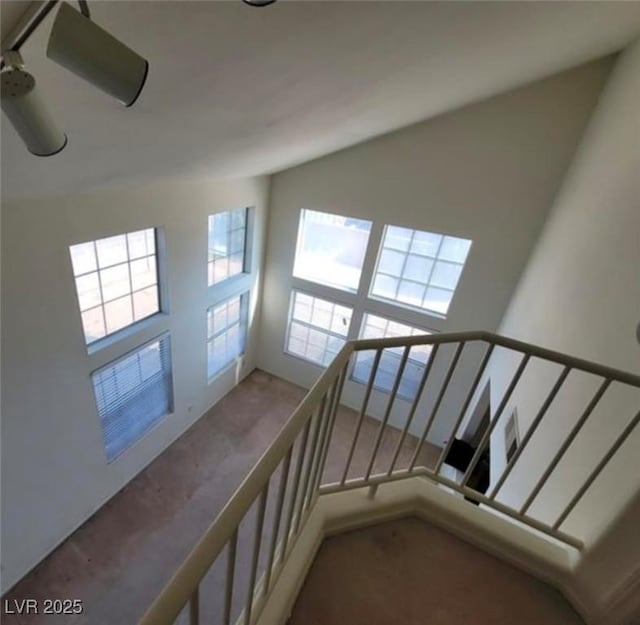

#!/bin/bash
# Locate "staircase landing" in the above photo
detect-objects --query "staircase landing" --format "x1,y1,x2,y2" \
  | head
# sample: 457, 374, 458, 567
289, 517, 583, 625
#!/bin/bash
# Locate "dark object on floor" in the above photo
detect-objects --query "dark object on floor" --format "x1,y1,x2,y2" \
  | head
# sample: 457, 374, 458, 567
444, 438, 475, 472
445, 438, 490, 505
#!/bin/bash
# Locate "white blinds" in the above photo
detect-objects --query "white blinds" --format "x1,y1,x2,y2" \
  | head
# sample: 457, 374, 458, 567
92, 333, 173, 462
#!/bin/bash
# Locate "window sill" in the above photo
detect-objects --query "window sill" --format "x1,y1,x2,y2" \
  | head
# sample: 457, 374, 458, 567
87, 312, 168, 356
366, 294, 448, 321
207, 354, 245, 385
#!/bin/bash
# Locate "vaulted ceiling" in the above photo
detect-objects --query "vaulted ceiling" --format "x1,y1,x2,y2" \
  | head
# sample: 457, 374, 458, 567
2, 1, 640, 200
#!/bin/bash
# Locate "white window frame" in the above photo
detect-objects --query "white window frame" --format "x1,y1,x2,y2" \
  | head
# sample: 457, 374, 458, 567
285, 209, 473, 378
351, 313, 435, 401
292, 208, 373, 294
369, 225, 471, 318
207, 292, 249, 381
207, 207, 249, 287
285, 290, 353, 368
69, 228, 163, 350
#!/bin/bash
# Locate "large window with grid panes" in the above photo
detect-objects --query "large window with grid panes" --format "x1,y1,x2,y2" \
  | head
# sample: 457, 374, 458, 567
69, 228, 160, 346
206, 207, 253, 384
69, 227, 172, 463
207, 292, 249, 380
285, 209, 472, 398
208, 207, 248, 286
371, 226, 471, 316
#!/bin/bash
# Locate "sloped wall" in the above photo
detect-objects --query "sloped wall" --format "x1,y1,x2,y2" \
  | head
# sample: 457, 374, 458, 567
490, 38, 640, 620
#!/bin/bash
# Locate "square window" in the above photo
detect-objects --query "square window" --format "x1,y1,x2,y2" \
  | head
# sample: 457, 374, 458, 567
293, 209, 372, 292
372, 274, 399, 300
208, 208, 248, 286
104, 295, 134, 334
384, 226, 413, 252
286, 291, 353, 367
92, 334, 173, 462
378, 248, 405, 277
439, 236, 472, 263
70, 241, 97, 275
133, 286, 159, 320
207, 293, 249, 380
371, 225, 471, 316
397, 280, 425, 307
424, 286, 453, 315
127, 229, 155, 260
81, 307, 106, 344
430, 261, 463, 290
351, 313, 434, 401
404, 255, 433, 282
100, 263, 130, 302
69, 228, 161, 347
410, 231, 441, 257
75, 273, 102, 311
130, 256, 157, 291
96, 234, 128, 269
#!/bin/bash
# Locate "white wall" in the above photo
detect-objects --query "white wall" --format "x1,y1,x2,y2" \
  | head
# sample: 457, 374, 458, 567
258, 59, 612, 447
488, 38, 640, 620
0, 175, 270, 593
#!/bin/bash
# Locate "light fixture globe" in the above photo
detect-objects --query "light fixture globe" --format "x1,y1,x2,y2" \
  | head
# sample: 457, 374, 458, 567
1, 64, 67, 157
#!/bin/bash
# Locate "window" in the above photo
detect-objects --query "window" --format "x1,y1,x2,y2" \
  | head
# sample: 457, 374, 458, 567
352, 313, 433, 401
207, 293, 249, 379
70, 229, 160, 345
293, 209, 372, 292
208, 208, 248, 286
371, 226, 471, 316
92, 334, 173, 462
286, 291, 352, 366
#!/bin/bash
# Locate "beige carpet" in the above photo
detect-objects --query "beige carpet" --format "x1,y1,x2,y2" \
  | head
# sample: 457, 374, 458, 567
1, 370, 438, 625
289, 517, 584, 625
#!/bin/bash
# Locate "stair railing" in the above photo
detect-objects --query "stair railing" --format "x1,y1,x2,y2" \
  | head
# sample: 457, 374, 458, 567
138, 331, 640, 625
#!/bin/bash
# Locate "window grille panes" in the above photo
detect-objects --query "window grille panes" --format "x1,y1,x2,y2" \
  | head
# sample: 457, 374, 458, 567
208, 208, 248, 286
207, 293, 249, 379
92, 334, 173, 462
286, 291, 353, 367
352, 313, 433, 401
371, 226, 471, 316
293, 209, 372, 292
69, 229, 159, 345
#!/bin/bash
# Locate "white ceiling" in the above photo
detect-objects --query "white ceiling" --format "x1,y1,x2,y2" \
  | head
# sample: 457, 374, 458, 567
2, 1, 640, 200
1, 0, 33, 44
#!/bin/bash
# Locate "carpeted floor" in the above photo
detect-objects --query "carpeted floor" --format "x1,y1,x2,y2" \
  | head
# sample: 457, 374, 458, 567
1, 369, 439, 625
289, 517, 584, 625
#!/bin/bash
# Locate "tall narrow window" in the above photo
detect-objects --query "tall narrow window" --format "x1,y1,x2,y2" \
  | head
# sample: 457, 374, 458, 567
286, 291, 352, 366
92, 334, 173, 462
208, 208, 248, 286
207, 293, 249, 379
352, 313, 433, 400
293, 209, 372, 292
70, 228, 160, 345
371, 226, 471, 316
